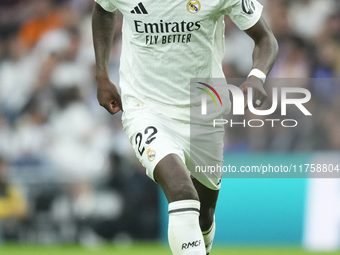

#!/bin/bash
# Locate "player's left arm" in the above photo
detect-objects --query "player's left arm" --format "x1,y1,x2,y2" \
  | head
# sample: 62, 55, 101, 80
240, 17, 279, 108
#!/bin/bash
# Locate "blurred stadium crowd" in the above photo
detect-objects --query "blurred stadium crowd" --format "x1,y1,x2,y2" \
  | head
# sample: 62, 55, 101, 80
0, 0, 339, 244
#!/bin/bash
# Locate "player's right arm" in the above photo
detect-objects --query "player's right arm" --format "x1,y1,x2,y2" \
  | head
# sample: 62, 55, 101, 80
92, 2, 122, 114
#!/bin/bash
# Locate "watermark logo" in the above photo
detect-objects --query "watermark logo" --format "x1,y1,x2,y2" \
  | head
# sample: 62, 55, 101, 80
196, 82, 223, 115
198, 83, 311, 116
193, 79, 312, 128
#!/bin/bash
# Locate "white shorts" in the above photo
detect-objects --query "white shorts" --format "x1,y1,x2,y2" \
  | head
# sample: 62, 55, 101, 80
122, 101, 225, 190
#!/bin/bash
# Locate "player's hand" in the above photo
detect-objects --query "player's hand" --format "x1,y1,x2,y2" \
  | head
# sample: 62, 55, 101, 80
96, 76, 123, 114
239, 76, 267, 110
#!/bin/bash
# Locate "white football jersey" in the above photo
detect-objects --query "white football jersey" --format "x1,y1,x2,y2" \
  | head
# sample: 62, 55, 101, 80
95, 0, 263, 120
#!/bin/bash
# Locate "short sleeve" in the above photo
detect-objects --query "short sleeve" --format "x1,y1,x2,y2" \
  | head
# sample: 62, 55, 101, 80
220, 0, 263, 30
95, 0, 117, 12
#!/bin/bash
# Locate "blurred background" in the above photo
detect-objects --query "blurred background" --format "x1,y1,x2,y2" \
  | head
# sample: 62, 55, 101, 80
0, 0, 340, 253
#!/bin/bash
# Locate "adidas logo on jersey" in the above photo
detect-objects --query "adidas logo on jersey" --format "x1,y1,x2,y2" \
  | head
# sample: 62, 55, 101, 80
131, 2, 148, 14
242, 0, 255, 14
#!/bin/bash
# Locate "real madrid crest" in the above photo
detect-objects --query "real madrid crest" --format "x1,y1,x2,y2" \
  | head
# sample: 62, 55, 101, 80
147, 148, 156, 162
187, 0, 201, 14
